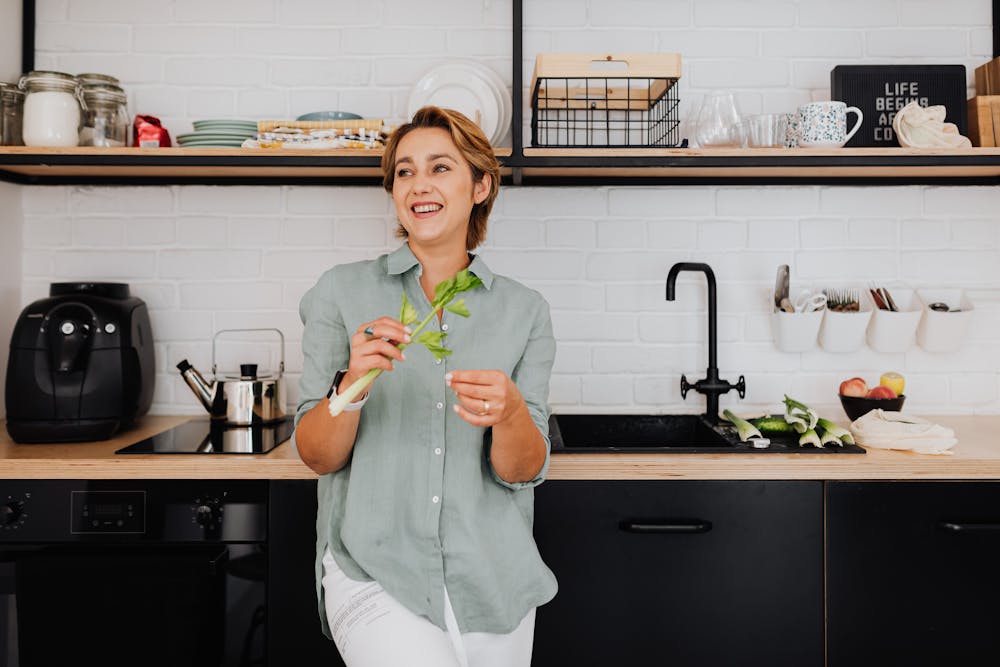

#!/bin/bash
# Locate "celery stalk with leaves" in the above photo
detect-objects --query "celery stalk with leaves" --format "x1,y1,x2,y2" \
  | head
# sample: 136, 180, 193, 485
328, 268, 483, 417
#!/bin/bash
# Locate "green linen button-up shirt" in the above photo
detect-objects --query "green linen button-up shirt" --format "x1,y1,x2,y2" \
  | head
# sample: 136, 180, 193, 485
293, 243, 558, 636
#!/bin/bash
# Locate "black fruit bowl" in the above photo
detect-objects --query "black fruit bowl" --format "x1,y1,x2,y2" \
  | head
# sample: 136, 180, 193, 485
839, 394, 906, 422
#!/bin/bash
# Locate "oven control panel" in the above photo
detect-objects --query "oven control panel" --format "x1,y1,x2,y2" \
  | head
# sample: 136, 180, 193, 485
0, 480, 267, 543
71, 490, 145, 534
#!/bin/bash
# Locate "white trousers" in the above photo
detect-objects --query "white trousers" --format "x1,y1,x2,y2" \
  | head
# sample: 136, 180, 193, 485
321, 548, 536, 667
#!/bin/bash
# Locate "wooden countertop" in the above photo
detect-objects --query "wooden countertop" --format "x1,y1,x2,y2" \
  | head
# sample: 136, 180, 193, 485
0, 415, 997, 480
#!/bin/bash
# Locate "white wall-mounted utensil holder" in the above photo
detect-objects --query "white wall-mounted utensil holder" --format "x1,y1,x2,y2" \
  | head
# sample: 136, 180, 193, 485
819, 297, 873, 353
771, 309, 823, 352
916, 289, 974, 353
866, 287, 921, 353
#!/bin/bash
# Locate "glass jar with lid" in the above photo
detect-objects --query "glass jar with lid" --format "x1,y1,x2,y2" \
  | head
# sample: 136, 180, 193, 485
0, 82, 25, 146
77, 72, 120, 88
80, 84, 129, 147
18, 70, 84, 147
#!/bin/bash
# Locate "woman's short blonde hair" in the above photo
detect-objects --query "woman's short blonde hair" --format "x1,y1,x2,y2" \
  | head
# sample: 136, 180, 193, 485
381, 106, 500, 251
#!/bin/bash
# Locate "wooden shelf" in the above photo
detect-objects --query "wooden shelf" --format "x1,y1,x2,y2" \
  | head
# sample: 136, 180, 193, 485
517, 147, 1000, 183
2, 146, 1000, 185
0, 146, 512, 185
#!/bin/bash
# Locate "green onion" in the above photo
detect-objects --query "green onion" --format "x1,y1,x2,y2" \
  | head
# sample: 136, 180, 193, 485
817, 417, 855, 445
723, 409, 763, 442
328, 269, 482, 417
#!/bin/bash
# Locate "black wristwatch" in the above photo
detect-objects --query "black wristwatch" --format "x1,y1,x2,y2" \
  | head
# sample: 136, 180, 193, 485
326, 369, 369, 412
326, 369, 349, 399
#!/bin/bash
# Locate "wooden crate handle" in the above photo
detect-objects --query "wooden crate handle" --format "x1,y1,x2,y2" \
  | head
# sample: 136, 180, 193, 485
531, 53, 682, 97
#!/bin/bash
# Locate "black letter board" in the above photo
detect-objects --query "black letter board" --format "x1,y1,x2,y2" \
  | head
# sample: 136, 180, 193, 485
831, 65, 967, 147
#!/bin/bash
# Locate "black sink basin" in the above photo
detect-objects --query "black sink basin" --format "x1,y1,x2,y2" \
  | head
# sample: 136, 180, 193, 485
547, 414, 867, 454
549, 414, 732, 452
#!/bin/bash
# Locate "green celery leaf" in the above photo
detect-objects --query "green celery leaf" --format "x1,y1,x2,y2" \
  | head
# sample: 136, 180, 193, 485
433, 275, 456, 303
399, 292, 418, 326
417, 330, 447, 347
455, 271, 482, 293
444, 299, 470, 317
426, 344, 452, 360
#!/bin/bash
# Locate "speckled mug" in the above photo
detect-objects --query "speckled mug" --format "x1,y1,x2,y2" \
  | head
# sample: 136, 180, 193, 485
783, 112, 801, 148
797, 101, 863, 148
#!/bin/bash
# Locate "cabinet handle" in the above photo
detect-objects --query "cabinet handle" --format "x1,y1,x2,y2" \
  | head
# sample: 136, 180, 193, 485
938, 521, 1000, 533
619, 519, 712, 534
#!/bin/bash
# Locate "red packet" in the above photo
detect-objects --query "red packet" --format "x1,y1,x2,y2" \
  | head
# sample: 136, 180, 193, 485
133, 115, 172, 147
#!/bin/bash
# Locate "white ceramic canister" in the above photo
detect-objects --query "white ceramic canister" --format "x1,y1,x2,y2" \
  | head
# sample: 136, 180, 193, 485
19, 70, 85, 147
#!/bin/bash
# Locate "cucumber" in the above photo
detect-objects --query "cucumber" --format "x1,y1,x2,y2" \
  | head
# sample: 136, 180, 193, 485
750, 416, 796, 434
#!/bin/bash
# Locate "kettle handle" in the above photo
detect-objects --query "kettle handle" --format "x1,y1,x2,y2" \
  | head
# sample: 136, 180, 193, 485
211, 328, 285, 377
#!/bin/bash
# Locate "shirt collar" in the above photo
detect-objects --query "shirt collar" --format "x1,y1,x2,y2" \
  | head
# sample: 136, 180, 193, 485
386, 243, 494, 290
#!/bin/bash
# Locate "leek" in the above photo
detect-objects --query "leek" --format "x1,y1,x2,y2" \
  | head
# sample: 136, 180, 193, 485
819, 428, 842, 447
785, 412, 808, 434
723, 409, 763, 442
817, 417, 855, 445
328, 269, 482, 417
799, 428, 822, 448
783, 394, 819, 431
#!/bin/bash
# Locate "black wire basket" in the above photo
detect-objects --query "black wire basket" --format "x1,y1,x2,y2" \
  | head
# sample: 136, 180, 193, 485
530, 53, 682, 148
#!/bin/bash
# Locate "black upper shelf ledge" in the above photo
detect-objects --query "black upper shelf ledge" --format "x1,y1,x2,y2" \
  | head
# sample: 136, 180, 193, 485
2, 147, 1000, 186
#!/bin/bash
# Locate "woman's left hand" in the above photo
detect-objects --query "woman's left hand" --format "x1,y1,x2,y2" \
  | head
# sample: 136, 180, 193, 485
446, 370, 523, 426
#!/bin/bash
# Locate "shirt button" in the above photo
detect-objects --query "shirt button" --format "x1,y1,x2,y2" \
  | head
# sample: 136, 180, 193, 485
441, 324, 449, 331
432, 496, 440, 504
436, 402, 444, 410
434, 448, 442, 455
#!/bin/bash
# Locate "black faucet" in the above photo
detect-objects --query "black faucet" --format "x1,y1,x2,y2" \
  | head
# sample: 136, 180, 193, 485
665, 262, 745, 424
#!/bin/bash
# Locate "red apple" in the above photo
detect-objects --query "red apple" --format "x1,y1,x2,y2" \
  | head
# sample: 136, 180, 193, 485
866, 385, 897, 399
839, 377, 868, 397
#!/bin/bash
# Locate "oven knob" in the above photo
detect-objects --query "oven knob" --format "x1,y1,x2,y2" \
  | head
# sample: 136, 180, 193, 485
195, 502, 221, 527
2, 501, 24, 526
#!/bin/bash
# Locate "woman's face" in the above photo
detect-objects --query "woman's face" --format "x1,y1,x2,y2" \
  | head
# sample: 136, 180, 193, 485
391, 127, 490, 253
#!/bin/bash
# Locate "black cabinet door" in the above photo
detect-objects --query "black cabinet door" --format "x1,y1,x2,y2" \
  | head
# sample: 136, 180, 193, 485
532, 480, 824, 667
828, 481, 1000, 666
268, 480, 345, 666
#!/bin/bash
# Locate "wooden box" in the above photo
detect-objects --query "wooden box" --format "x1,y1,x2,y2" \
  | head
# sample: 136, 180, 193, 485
967, 95, 1000, 147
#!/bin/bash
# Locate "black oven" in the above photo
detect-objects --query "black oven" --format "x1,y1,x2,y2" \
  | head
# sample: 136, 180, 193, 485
0, 479, 267, 667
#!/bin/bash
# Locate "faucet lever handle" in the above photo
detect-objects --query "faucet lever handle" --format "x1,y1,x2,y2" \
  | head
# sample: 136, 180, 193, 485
680, 374, 691, 399
735, 375, 746, 399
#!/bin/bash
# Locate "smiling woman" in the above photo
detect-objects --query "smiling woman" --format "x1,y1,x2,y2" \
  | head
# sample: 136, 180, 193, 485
292, 106, 557, 667
382, 106, 500, 253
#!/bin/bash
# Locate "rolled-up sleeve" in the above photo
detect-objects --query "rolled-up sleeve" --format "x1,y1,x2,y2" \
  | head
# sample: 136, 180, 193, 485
486, 296, 555, 491
293, 269, 351, 439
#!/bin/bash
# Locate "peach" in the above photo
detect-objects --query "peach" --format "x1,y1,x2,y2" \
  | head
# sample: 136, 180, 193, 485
839, 377, 868, 397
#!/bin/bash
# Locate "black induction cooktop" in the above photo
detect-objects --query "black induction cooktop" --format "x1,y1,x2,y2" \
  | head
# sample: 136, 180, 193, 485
115, 416, 294, 455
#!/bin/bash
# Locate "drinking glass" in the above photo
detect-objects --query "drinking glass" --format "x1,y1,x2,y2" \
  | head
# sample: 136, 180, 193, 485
695, 91, 743, 148
746, 114, 788, 148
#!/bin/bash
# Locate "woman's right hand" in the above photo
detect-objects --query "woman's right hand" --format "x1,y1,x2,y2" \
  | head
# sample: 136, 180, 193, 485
340, 317, 412, 394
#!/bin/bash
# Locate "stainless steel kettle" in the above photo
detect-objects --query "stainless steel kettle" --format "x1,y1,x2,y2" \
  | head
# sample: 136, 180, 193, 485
177, 328, 288, 425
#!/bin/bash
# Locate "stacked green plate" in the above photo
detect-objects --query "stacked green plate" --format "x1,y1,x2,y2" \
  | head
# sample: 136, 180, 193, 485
178, 119, 257, 147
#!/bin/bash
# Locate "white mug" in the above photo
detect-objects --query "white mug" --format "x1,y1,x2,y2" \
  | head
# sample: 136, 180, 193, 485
797, 101, 863, 148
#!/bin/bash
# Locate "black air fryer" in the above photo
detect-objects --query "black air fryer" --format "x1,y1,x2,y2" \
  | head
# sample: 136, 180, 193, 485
5, 283, 155, 443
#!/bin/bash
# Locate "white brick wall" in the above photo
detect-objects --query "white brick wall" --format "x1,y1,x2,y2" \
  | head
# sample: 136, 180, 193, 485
14, 0, 1000, 417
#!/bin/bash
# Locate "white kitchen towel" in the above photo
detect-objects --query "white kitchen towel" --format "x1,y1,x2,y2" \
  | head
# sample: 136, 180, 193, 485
849, 409, 957, 455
